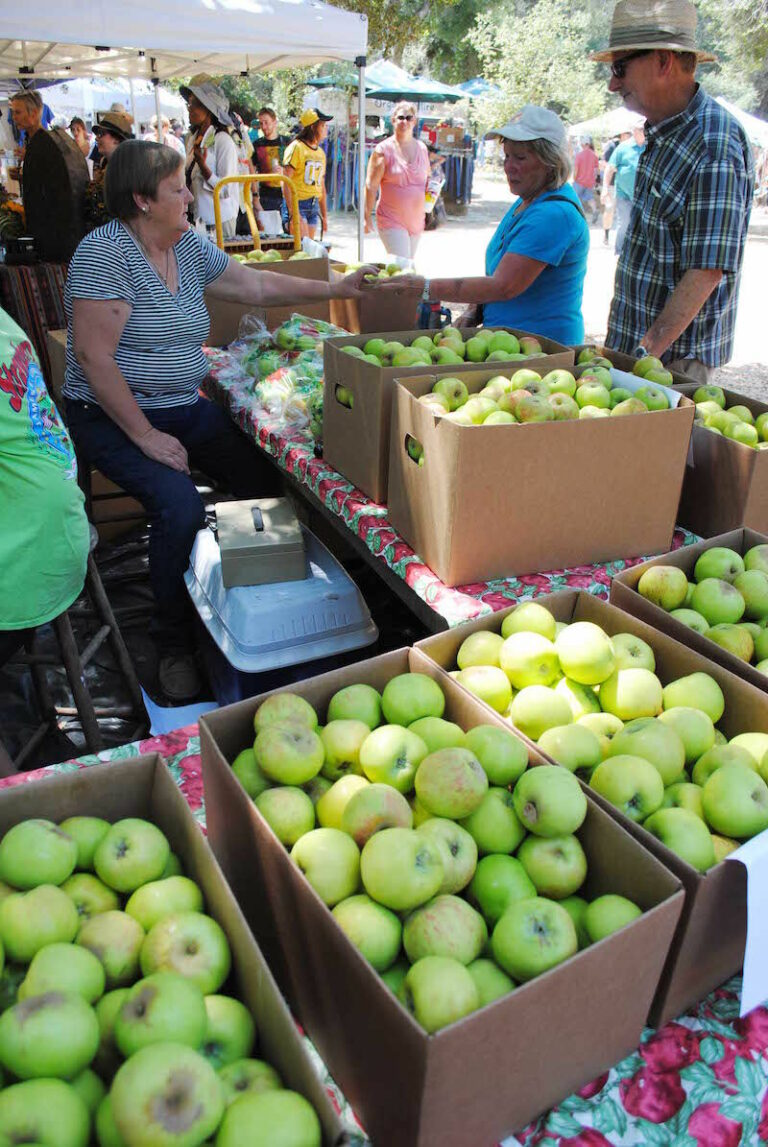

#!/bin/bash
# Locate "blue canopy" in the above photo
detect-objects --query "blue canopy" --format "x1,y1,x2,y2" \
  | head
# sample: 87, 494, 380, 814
456, 77, 502, 100
308, 59, 464, 103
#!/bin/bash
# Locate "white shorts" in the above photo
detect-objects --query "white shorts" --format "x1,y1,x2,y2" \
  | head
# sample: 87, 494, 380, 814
378, 226, 422, 260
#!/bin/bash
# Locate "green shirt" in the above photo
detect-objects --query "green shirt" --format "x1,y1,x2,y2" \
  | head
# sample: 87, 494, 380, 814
0, 307, 89, 629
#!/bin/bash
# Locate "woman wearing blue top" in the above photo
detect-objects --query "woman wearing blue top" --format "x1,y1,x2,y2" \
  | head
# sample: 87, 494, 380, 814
386, 107, 589, 345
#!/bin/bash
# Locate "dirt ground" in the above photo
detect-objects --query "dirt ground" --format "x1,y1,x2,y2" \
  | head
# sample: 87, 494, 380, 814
327, 170, 768, 400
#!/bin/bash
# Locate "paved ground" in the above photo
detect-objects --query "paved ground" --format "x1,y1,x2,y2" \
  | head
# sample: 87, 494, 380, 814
327, 170, 768, 400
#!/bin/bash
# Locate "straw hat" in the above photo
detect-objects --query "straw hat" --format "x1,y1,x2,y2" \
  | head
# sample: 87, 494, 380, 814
93, 111, 134, 142
592, 0, 716, 63
179, 80, 233, 128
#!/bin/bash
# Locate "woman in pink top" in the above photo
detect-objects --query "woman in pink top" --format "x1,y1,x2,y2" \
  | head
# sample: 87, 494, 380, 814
364, 102, 431, 260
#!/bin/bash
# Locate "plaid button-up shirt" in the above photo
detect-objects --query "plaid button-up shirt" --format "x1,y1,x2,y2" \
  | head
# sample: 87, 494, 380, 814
607, 86, 754, 366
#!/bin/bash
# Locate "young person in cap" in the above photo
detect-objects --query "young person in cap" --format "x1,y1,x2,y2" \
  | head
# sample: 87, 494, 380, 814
181, 80, 239, 239
364, 100, 431, 260
282, 110, 332, 240
251, 107, 291, 236
596, 0, 754, 383
373, 105, 589, 345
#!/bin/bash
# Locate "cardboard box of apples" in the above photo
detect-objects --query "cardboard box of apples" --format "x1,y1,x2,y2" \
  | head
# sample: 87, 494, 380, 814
322, 326, 574, 504
572, 344, 693, 387
386, 363, 693, 586
416, 589, 768, 1025
0, 755, 349, 1147
328, 262, 420, 334
199, 648, 683, 1147
612, 529, 768, 695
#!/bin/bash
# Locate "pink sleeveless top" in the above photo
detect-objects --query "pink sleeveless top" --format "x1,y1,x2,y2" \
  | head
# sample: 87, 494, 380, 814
375, 136, 431, 235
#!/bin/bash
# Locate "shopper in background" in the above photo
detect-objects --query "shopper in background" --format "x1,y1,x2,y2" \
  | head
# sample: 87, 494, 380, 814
603, 123, 646, 255
181, 80, 239, 239
572, 136, 600, 223
143, 115, 186, 158
364, 100, 430, 260
599, 133, 622, 245
282, 109, 332, 240
70, 117, 92, 159
251, 107, 290, 235
92, 111, 134, 169
9, 91, 45, 163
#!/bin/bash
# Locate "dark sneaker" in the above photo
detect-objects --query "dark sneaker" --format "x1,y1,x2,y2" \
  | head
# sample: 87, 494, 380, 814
158, 654, 202, 703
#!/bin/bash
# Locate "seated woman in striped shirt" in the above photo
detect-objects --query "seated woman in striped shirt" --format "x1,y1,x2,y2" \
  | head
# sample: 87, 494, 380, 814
63, 140, 368, 703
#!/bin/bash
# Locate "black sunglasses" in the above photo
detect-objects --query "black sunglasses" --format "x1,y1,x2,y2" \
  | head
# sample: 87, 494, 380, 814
610, 49, 653, 79
395, 114, 415, 122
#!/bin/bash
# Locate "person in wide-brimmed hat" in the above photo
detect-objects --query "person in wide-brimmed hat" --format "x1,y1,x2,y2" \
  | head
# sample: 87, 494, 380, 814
181, 79, 239, 238
595, 0, 754, 384
92, 111, 134, 164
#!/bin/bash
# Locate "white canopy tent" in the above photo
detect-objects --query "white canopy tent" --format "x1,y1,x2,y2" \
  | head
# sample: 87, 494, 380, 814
569, 105, 644, 140
0, 0, 369, 251
35, 78, 187, 131
715, 97, 768, 149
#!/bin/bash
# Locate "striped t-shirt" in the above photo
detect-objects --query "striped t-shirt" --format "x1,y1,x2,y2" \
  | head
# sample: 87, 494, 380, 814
63, 221, 229, 409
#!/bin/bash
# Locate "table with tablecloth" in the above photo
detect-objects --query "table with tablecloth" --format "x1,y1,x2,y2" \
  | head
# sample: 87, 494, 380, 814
0, 261, 68, 387
3, 730, 765, 1147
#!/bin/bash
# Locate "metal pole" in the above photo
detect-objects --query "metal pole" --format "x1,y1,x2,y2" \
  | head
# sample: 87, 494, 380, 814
153, 79, 162, 142
128, 78, 138, 134
356, 55, 366, 261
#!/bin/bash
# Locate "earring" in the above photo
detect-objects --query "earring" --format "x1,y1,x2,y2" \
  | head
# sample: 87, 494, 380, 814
141, 207, 149, 214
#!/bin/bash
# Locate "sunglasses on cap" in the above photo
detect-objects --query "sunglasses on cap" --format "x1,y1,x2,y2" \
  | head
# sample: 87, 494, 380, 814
395, 114, 415, 122
609, 49, 653, 79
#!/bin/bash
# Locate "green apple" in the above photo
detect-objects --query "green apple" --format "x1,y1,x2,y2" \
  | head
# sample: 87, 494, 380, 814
577, 712, 625, 755
637, 566, 689, 611
701, 764, 768, 839
508, 686, 573, 740
517, 834, 587, 899
643, 808, 716, 871
290, 828, 360, 907
730, 732, 768, 766
359, 725, 428, 793
0, 1079, 90, 1147
0, 991, 99, 1080
584, 895, 642, 942
489, 331, 521, 356
433, 377, 469, 410
219, 1058, 282, 1106
433, 347, 465, 367
408, 717, 466, 755
669, 608, 710, 634
577, 347, 599, 364
115, 972, 207, 1056
319, 719, 370, 780
201, 995, 255, 1069
579, 365, 613, 388
755, 629, 768, 662
576, 382, 611, 409
416, 819, 478, 894
560, 895, 591, 948
467, 958, 515, 1006
464, 396, 498, 424
403, 956, 479, 1033
392, 347, 430, 368
332, 894, 402, 971
315, 775, 369, 831
542, 369, 576, 397
467, 855, 536, 925
404, 894, 487, 965
360, 828, 443, 912
556, 622, 616, 686
215, 1088, 321, 1147
255, 786, 316, 844
0, 884, 78, 962
657, 707, 716, 765
125, 875, 204, 933
326, 683, 382, 729
708, 623, 754, 660
580, 406, 610, 419
19, 942, 105, 1004
512, 765, 587, 836
58, 817, 110, 872
610, 633, 656, 672
455, 665, 512, 713
548, 393, 580, 420
381, 673, 445, 726
111, 1043, 224, 1147
516, 395, 554, 422
733, 569, 768, 618
606, 718, 686, 785
464, 724, 529, 786
599, 668, 663, 720
501, 602, 557, 641
61, 872, 119, 921
71, 1067, 106, 1116
93, 988, 128, 1078
662, 673, 725, 723
491, 897, 577, 982
662, 782, 705, 819
632, 354, 665, 378
555, 678, 602, 720
690, 579, 745, 626
635, 385, 669, 411
341, 783, 412, 847
140, 912, 231, 994
712, 834, 741, 862
460, 788, 525, 854
415, 748, 489, 819
609, 386, 633, 408
456, 630, 505, 668
745, 544, 768, 576
253, 725, 325, 786
78, 910, 145, 989
0, 819, 77, 889
363, 338, 387, 358
691, 743, 756, 787
94, 819, 170, 895
693, 384, 726, 408
341, 344, 365, 358
725, 419, 759, 446
611, 397, 648, 417
537, 724, 602, 774
500, 632, 559, 689
590, 754, 664, 822
253, 693, 318, 733
231, 749, 271, 800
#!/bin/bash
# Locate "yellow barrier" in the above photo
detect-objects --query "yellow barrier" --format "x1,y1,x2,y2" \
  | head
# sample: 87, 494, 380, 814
212, 173, 302, 253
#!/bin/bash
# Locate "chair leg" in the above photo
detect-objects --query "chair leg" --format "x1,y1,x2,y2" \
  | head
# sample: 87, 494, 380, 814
52, 612, 104, 753
85, 555, 146, 722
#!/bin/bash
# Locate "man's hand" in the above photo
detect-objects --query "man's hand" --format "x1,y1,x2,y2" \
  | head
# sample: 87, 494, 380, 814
365, 273, 424, 296
135, 428, 190, 473
454, 306, 479, 329
333, 266, 381, 298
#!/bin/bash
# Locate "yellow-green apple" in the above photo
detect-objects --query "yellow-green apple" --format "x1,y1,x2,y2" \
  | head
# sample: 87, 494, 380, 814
408, 717, 466, 754
669, 607, 710, 634
516, 395, 553, 422
380, 340, 408, 362
576, 382, 611, 409
467, 855, 536, 925
457, 630, 505, 668
690, 579, 745, 625
340, 783, 412, 847
125, 876, 204, 933
606, 718, 685, 785
637, 566, 688, 611
253, 692, 318, 733
416, 818, 477, 894
489, 332, 521, 356
500, 632, 559, 689
444, 407, 475, 425
512, 765, 586, 836
0, 819, 77, 889
201, 995, 255, 1069
463, 396, 498, 424
455, 665, 512, 713
501, 602, 557, 641
691, 743, 756, 787
611, 396, 648, 416
577, 347, 599, 364
584, 895, 641, 942
255, 786, 316, 844
580, 406, 610, 419
303, 775, 332, 806
111, 1043, 224, 1146
331, 894, 402, 971
712, 834, 740, 861
609, 386, 633, 408
730, 732, 768, 766
0, 991, 99, 1080
460, 788, 525, 854
360, 828, 443, 911
403, 956, 479, 1032
0, 1079, 90, 1147
392, 347, 430, 368
94, 820, 170, 895
543, 369, 576, 396
410, 795, 433, 826
290, 828, 360, 907
509, 686, 573, 740
556, 622, 616, 686
635, 385, 669, 410
702, 764, 768, 838
707, 623, 754, 660
433, 346, 465, 367
381, 673, 445, 726
412, 335, 436, 356
733, 569, 768, 618
363, 337, 386, 357
590, 754, 664, 822
315, 775, 369, 831
71, 1068, 106, 1116
19, 942, 105, 1004
216, 1088, 321, 1147
59, 817, 110, 872
537, 724, 602, 774
725, 419, 759, 446
253, 725, 325, 786
519, 336, 543, 355
577, 712, 625, 755
491, 898, 577, 981
745, 544, 768, 575
559, 895, 591, 948
404, 894, 487, 964
693, 384, 726, 407
341, 343, 365, 358
0, 884, 78, 962
517, 834, 587, 898
599, 667, 663, 720
231, 748, 271, 800
479, 380, 507, 402
93, 988, 128, 1077
467, 958, 515, 1005
414, 748, 489, 818
61, 872, 119, 921
695, 548, 746, 581
548, 393, 579, 420
420, 392, 450, 414
140, 912, 231, 994
464, 724, 529, 786
359, 725, 428, 793
432, 377, 469, 410
644, 807, 716, 870
632, 355, 665, 378
662, 672, 725, 723
497, 388, 531, 415
115, 972, 207, 1056
662, 782, 705, 819
755, 630, 768, 662
319, 719, 369, 780
381, 959, 409, 995
219, 1058, 282, 1106
555, 678, 602, 720
327, 683, 382, 729
657, 707, 715, 765
520, 376, 550, 398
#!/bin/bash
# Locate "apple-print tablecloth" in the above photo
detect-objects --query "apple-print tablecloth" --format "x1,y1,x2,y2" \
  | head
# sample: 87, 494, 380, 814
4, 731, 765, 1147
203, 349, 698, 630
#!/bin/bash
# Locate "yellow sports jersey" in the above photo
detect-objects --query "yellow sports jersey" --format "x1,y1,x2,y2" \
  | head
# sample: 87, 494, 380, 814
283, 139, 326, 201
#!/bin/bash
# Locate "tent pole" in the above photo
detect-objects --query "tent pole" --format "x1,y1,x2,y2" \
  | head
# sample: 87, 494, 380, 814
356, 55, 366, 261
128, 79, 138, 134
153, 79, 162, 141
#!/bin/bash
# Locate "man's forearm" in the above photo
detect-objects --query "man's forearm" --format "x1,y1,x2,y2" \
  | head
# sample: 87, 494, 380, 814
642, 268, 724, 358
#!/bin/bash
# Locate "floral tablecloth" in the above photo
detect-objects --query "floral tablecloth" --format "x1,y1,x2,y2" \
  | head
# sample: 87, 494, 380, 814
203, 350, 698, 630
4, 730, 765, 1147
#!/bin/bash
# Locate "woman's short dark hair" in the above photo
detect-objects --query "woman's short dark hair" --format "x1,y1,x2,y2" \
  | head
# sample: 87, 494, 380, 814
105, 139, 184, 221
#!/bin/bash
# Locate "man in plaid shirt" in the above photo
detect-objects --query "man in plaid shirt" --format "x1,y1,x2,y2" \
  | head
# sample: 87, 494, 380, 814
594, 0, 754, 383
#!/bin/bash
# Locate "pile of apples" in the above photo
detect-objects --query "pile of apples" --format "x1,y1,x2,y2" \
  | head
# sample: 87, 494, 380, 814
446, 602, 768, 872
637, 543, 768, 672
579, 346, 675, 387
0, 816, 319, 1147
231, 676, 644, 1035
340, 327, 543, 370
690, 385, 768, 449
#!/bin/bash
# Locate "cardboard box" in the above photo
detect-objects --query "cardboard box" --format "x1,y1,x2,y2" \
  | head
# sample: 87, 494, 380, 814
327, 262, 420, 334
437, 128, 461, 148
200, 648, 683, 1147
322, 329, 574, 504
611, 527, 768, 693
674, 384, 768, 537
0, 754, 347, 1146
205, 255, 332, 344
416, 590, 764, 1025
386, 371, 694, 586
571, 344, 692, 386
